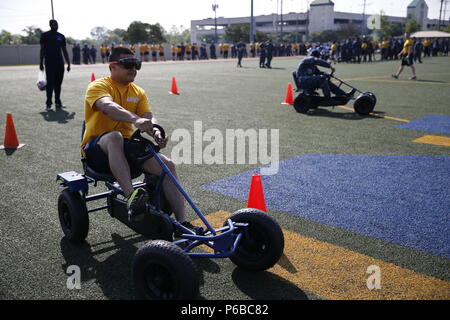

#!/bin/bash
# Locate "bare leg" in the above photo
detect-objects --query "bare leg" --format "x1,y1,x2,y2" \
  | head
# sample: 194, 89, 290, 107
97, 131, 134, 197
410, 65, 416, 77
142, 154, 187, 223
395, 65, 404, 77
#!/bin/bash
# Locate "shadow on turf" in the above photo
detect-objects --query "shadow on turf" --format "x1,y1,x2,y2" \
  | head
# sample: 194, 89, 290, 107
39, 107, 76, 124
60, 233, 144, 299
303, 107, 385, 120
60, 233, 308, 300
231, 268, 309, 300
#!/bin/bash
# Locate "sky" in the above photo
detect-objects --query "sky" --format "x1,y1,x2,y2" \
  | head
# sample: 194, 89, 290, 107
0, 0, 448, 40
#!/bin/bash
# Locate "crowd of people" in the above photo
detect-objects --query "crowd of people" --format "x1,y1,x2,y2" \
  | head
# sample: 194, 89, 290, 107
326, 36, 449, 64
69, 37, 450, 67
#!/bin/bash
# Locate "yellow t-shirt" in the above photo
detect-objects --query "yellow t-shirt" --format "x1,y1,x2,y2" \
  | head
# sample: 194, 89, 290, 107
401, 38, 413, 55
81, 77, 152, 151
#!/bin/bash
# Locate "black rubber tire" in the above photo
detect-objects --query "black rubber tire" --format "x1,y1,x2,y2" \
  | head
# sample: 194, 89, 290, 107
58, 189, 89, 242
293, 94, 313, 113
132, 240, 199, 300
225, 208, 284, 271
354, 93, 376, 115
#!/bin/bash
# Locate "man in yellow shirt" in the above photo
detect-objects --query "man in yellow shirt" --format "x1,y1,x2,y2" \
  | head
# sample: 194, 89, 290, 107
392, 33, 416, 80
81, 47, 193, 228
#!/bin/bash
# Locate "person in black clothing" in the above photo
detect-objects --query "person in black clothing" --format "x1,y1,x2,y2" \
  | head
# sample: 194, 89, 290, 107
265, 40, 274, 68
236, 40, 246, 67
413, 37, 423, 63
39, 20, 70, 111
90, 45, 97, 64
293, 50, 351, 98
259, 42, 266, 68
82, 44, 90, 64
210, 41, 217, 59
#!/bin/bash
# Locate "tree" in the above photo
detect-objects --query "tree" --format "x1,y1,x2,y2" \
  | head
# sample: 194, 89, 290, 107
0, 30, 14, 44
405, 18, 421, 34
148, 23, 166, 43
338, 23, 360, 40
103, 28, 126, 44
379, 15, 404, 39
21, 26, 43, 44
90, 26, 108, 42
310, 30, 339, 42
225, 24, 249, 43
165, 25, 190, 44
123, 21, 165, 44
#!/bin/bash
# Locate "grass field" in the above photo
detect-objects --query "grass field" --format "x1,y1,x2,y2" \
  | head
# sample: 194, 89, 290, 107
0, 55, 449, 300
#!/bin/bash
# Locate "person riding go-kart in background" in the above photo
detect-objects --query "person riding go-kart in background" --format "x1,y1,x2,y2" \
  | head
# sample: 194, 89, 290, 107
293, 49, 355, 98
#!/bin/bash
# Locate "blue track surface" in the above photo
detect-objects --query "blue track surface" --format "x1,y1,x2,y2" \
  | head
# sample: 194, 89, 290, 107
395, 114, 450, 134
202, 154, 450, 258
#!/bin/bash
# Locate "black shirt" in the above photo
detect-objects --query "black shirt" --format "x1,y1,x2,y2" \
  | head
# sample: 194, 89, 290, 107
296, 57, 331, 77
40, 31, 66, 63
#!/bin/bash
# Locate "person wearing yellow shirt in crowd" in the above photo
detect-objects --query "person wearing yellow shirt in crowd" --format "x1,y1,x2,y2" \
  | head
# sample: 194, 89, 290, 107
100, 44, 107, 63
129, 44, 135, 54
159, 43, 165, 61
222, 43, 229, 59
151, 44, 158, 62
330, 41, 337, 63
392, 33, 416, 80
81, 46, 196, 230
381, 39, 389, 61
171, 43, 177, 60
423, 38, 431, 57
142, 43, 149, 62
218, 43, 223, 57
185, 43, 191, 60
138, 43, 144, 61
361, 39, 369, 62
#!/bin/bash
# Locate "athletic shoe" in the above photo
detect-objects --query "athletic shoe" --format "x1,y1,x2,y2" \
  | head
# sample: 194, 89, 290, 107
409, 76, 417, 80
126, 188, 148, 220
174, 221, 197, 237
391, 74, 398, 79
45, 105, 51, 111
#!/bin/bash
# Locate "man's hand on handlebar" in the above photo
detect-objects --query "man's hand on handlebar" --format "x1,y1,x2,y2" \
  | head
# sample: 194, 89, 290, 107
134, 117, 154, 134
153, 127, 168, 149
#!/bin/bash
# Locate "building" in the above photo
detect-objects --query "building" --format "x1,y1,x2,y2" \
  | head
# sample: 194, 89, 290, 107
190, 0, 450, 43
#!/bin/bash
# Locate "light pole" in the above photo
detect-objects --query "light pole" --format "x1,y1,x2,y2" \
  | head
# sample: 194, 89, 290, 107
212, 1, 219, 42
250, 0, 254, 43
51, 0, 54, 19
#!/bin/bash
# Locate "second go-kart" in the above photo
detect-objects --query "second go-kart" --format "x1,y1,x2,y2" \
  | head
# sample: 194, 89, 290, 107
292, 71, 377, 115
56, 124, 285, 300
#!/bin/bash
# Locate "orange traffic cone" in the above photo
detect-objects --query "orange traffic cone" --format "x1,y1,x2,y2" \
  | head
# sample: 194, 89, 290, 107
246, 174, 267, 212
281, 83, 294, 105
0, 113, 25, 150
169, 77, 179, 95
91, 73, 96, 82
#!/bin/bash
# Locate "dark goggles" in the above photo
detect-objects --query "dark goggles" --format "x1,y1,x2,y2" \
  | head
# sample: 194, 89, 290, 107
110, 57, 142, 70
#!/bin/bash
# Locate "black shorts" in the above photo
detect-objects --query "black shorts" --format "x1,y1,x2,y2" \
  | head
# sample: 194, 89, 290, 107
83, 133, 154, 173
401, 54, 414, 66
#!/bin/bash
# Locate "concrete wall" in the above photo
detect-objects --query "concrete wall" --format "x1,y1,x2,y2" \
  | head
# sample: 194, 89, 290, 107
0, 44, 183, 66
0, 43, 239, 66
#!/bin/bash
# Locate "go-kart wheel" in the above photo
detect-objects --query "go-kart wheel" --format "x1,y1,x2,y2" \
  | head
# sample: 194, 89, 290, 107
354, 92, 376, 115
365, 92, 377, 106
132, 240, 199, 300
58, 189, 89, 242
225, 208, 284, 271
293, 93, 313, 114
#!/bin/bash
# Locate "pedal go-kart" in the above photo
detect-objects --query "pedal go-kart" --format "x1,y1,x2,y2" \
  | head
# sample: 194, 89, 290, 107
292, 71, 377, 115
56, 124, 285, 300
